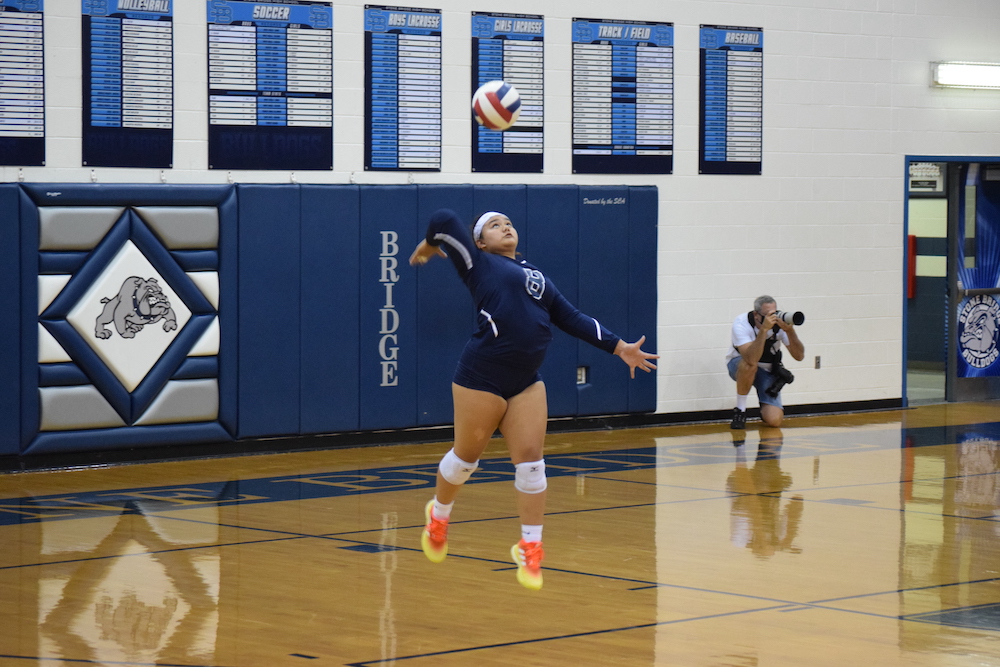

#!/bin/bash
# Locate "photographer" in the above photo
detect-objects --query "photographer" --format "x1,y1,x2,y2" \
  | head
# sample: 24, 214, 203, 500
726, 295, 804, 429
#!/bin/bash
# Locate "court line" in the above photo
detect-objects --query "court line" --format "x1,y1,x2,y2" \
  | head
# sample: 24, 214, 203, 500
0, 655, 228, 667
6, 492, 997, 666
343, 604, 796, 666
344, 574, 1000, 667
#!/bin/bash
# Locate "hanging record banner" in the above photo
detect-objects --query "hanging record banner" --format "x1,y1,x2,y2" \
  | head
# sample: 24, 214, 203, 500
82, 0, 173, 168
471, 12, 543, 173
699, 24, 762, 175
207, 0, 333, 170
364, 5, 442, 172
0, 0, 44, 166
571, 18, 673, 175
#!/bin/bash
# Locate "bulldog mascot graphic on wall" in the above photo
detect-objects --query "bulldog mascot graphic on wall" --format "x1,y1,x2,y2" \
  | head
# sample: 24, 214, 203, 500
959, 294, 1000, 371
95, 276, 178, 340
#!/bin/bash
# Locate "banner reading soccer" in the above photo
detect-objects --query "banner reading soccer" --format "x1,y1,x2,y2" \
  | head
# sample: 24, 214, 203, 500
207, 0, 333, 170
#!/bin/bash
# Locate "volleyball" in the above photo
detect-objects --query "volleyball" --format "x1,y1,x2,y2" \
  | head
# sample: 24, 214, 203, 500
472, 80, 521, 131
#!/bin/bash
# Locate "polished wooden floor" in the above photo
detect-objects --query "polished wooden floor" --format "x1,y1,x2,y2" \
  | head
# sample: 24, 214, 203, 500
2, 402, 1000, 666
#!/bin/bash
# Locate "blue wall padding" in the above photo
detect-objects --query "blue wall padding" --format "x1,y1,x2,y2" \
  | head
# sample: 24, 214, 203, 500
526, 186, 581, 418
20, 183, 235, 207
40, 211, 130, 321
40, 363, 89, 387
40, 252, 89, 274
131, 314, 216, 422
23, 423, 231, 456
236, 185, 301, 438
131, 212, 215, 315
628, 186, 658, 412
171, 250, 219, 271
217, 187, 238, 436
415, 185, 476, 426
577, 186, 632, 416
12, 183, 656, 460
173, 356, 218, 380
359, 186, 419, 430
299, 185, 361, 434
0, 185, 19, 455
20, 188, 39, 448
41, 319, 130, 422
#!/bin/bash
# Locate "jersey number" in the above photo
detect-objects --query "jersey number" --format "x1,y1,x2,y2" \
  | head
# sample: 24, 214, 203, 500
523, 269, 545, 300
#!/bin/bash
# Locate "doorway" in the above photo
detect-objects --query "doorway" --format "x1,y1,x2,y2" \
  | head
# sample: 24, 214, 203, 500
905, 158, 1000, 405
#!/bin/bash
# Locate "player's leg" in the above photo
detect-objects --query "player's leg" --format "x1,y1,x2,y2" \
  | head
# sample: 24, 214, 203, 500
438, 383, 507, 504
421, 383, 507, 563
498, 380, 548, 590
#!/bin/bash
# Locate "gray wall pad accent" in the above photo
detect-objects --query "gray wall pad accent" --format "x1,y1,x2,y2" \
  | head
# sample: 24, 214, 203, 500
39, 207, 125, 250
39, 385, 127, 431
134, 379, 219, 425
135, 207, 219, 249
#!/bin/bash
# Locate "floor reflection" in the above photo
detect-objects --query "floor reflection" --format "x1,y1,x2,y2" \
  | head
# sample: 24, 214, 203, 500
36, 498, 220, 665
727, 429, 804, 559
899, 427, 1000, 647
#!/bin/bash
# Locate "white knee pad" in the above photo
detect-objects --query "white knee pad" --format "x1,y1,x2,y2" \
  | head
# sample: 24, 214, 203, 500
514, 460, 547, 494
439, 448, 478, 485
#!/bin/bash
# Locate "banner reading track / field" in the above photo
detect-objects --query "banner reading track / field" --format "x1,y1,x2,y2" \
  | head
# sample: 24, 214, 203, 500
571, 18, 673, 175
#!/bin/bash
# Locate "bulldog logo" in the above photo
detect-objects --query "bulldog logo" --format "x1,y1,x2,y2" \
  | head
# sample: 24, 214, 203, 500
95, 277, 178, 340
959, 294, 1000, 370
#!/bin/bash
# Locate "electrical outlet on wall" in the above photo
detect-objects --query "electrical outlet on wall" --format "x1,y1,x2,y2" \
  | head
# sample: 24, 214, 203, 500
815, 356, 821, 369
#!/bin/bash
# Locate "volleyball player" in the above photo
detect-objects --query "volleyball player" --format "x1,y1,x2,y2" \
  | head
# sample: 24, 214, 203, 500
409, 209, 658, 590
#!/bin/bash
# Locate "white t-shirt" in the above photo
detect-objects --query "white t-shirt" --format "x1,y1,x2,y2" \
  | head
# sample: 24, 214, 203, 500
726, 312, 790, 371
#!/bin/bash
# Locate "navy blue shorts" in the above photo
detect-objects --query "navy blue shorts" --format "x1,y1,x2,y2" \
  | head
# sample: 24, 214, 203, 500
453, 353, 542, 400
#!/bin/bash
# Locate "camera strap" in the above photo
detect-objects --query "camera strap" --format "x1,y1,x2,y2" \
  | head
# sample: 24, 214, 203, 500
746, 311, 782, 364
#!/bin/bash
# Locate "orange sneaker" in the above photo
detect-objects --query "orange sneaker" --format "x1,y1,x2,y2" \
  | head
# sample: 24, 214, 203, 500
510, 540, 544, 590
421, 500, 448, 563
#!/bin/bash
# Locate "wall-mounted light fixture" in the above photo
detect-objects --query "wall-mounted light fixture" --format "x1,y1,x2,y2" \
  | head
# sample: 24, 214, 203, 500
932, 61, 1000, 89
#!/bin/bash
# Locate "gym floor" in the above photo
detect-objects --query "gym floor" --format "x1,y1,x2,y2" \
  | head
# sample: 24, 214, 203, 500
1, 401, 998, 666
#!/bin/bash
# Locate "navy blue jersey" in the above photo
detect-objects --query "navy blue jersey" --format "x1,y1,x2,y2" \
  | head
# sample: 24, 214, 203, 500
426, 209, 620, 370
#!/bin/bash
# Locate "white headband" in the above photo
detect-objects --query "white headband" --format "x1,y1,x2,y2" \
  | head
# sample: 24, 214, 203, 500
474, 211, 505, 240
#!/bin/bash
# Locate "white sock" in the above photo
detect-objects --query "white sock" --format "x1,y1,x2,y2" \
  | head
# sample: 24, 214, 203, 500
432, 497, 453, 520
521, 524, 543, 543
736, 395, 748, 412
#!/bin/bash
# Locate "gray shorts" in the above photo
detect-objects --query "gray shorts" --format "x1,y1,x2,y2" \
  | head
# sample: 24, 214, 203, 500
727, 356, 783, 408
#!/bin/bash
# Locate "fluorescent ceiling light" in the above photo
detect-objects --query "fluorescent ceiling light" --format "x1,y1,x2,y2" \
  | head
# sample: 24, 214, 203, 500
932, 62, 1000, 89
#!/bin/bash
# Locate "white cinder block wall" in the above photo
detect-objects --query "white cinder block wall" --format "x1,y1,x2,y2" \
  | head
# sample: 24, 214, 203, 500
7, 0, 1000, 416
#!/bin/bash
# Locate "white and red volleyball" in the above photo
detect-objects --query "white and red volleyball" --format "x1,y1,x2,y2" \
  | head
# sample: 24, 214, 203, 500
472, 80, 521, 131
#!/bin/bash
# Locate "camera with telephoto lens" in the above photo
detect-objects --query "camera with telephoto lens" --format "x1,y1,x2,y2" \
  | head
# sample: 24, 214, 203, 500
775, 310, 805, 326
766, 361, 795, 398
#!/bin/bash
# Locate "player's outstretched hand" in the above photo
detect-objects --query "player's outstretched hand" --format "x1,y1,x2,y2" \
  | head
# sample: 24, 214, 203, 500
409, 240, 446, 266
614, 335, 659, 379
